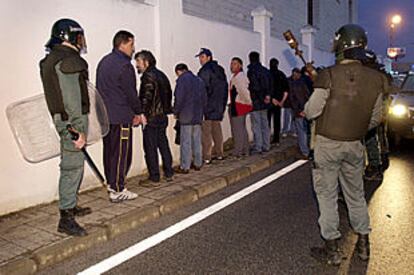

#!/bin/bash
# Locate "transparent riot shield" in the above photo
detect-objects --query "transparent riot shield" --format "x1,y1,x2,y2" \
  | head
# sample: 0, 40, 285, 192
6, 82, 109, 163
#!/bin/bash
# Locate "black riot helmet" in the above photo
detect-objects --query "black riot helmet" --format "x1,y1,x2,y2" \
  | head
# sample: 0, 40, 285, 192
45, 18, 86, 52
362, 49, 385, 71
364, 49, 377, 64
332, 24, 367, 58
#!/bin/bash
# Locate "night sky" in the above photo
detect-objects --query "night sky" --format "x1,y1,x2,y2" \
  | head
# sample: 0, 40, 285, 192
358, 0, 414, 62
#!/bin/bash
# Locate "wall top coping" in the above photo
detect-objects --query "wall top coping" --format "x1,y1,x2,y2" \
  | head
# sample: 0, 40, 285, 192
300, 25, 318, 34
251, 5, 273, 19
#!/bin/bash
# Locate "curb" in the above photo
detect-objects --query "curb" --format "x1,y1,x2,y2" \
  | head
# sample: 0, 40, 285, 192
247, 159, 271, 174
191, 177, 228, 198
159, 190, 198, 215
0, 258, 37, 275
0, 145, 298, 274
32, 227, 108, 269
224, 167, 251, 185
106, 206, 161, 239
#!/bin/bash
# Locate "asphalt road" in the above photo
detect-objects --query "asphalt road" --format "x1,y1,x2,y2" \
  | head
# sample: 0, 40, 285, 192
40, 142, 414, 275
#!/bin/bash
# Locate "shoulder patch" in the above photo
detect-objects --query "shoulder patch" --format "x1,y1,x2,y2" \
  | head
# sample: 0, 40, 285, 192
60, 56, 88, 74
313, 68, 331, 89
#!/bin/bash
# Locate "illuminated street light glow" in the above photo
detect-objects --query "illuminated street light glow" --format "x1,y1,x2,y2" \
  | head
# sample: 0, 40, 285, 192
391, 14, 402, 25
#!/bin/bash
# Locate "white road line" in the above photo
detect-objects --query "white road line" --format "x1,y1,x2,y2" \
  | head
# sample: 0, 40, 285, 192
78, 160, 308, 275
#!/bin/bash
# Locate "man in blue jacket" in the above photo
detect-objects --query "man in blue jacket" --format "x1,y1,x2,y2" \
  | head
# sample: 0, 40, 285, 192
196, 48, 228, 164
174, 63, 207, 173
96, 30, 145, 203
247, 51, 272, 154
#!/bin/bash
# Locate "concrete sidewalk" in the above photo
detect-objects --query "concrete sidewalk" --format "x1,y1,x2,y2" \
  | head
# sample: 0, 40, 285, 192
0, 138, 299, 275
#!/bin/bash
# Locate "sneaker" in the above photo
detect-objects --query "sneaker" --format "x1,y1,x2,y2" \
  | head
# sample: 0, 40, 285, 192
281, 133, 288, 138
204, 159, 212, 165
139, 179, 162, 188
165, 176, 174, 182
213, 156, 224, 161
174, 167, 189, 174
109, 188, 138, 203
229, 155, 243, 160
190, 163, 202, 171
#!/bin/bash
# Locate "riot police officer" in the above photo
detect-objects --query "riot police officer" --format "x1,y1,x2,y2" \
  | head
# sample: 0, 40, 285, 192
304, 24, 387, 265
40, 19, 90, 236
362, 50, 391, 180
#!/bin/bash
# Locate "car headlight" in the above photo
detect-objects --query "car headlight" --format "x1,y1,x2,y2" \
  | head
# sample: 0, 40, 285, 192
389, 104, 409, 118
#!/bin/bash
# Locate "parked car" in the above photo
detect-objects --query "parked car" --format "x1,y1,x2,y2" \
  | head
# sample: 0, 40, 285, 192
387, 73, 414, 146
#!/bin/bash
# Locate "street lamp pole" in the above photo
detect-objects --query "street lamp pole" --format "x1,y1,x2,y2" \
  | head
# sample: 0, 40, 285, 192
389, 24, 395, 47
388, 14, 402, 58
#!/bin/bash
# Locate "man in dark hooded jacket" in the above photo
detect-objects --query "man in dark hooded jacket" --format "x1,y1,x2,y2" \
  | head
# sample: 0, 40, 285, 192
247, 51, 272, 154
196, 48, 228, 164
268, 58, 289, 145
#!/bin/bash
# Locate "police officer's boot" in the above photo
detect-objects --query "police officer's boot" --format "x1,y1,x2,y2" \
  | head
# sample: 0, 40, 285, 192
356, 234, 370, 261
381, 153, 390, 172
73, 205, 92, 217
310, 239, 342, 266
364, 165, 383, 181
58, 209, 87, 237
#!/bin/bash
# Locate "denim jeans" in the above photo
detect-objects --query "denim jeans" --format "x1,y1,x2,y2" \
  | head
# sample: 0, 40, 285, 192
281, 108, 296, 135
294, 117, 310, 156
180, 124, 202, 170
250, 110, 270, 152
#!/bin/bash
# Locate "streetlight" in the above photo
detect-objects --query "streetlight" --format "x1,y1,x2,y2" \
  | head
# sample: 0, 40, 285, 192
389, 14, 402, 47
391, 14, 402, 26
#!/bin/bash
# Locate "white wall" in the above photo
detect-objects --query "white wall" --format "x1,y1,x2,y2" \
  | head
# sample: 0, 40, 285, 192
0, 0, 155, 215
0, 0, 335, 215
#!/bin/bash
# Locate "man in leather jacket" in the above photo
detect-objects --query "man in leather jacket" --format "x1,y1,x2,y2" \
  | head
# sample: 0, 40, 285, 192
135, 50, 174, 184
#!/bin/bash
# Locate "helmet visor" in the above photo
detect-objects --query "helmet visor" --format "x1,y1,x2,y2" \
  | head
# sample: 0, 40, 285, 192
76, 33, 87, 54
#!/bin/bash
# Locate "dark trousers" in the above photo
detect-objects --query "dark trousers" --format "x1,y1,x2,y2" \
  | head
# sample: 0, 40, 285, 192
143, 125, 174, 181
267, 106, 281, 143
103, 124, 132, 192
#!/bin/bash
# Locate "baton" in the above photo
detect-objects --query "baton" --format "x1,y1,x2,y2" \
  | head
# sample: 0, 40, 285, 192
283, 30, 308, 66
66, 125, 106, 187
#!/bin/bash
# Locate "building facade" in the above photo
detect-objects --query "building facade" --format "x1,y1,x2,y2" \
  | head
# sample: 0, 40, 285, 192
182, 0, 358, 51
0, 0, 357, 215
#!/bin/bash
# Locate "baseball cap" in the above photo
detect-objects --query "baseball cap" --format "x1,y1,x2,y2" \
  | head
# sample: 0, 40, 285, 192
195, 48, 212, 58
